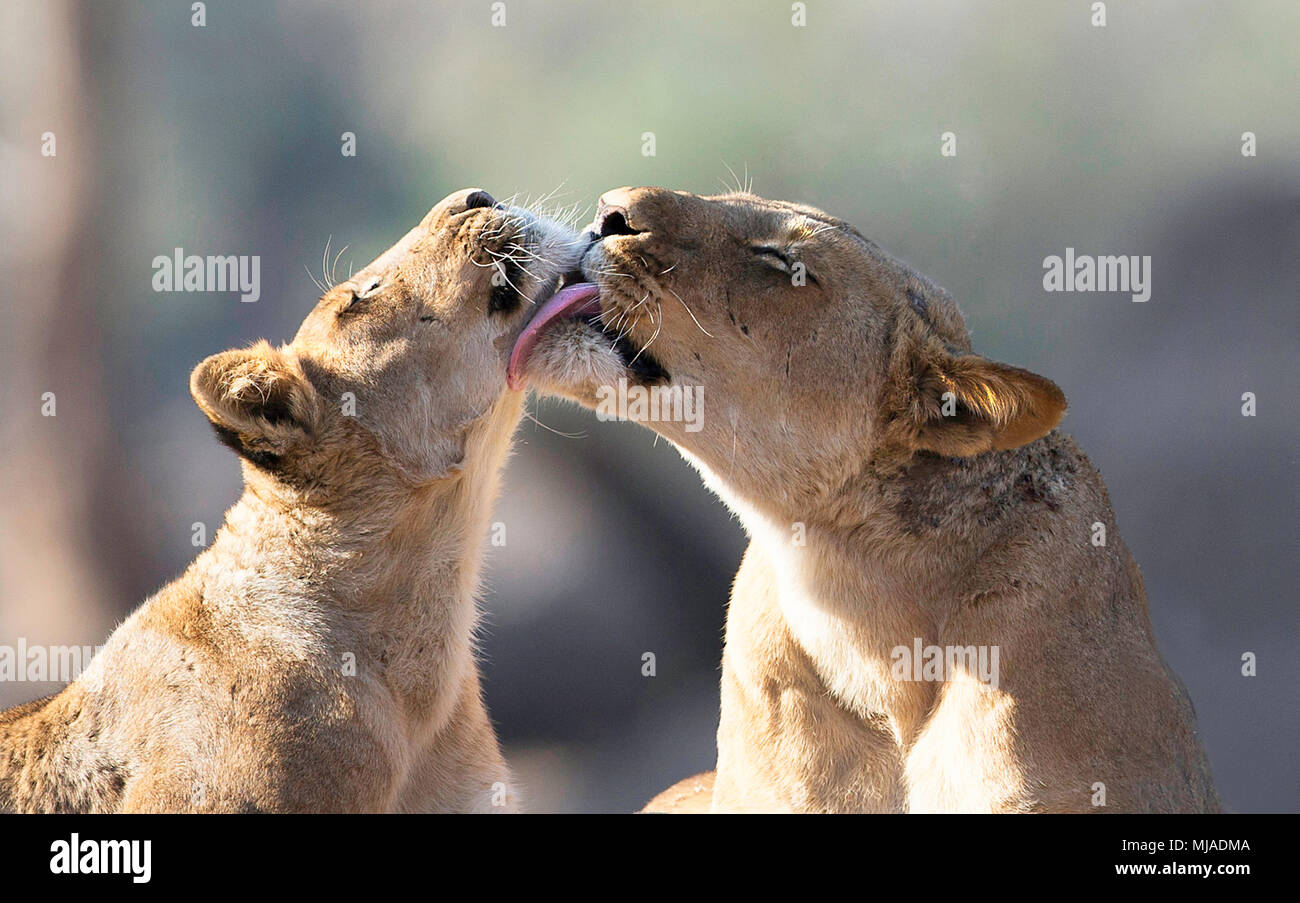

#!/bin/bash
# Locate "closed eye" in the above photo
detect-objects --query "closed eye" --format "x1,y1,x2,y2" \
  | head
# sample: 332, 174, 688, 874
752, 245, 791, 269
337, 277, 383, 315
337, 289, 366, 316
751, 245, 816, 284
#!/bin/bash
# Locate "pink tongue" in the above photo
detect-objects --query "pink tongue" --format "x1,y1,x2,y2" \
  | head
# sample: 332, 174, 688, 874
508, 282, 601, 389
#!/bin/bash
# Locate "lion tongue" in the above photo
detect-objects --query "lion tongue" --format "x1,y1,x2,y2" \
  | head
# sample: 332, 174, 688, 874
508, 282, 601, 389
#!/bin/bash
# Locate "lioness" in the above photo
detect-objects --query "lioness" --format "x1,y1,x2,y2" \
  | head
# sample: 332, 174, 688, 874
0, 188, 584, 812
512, 187, 1219, 813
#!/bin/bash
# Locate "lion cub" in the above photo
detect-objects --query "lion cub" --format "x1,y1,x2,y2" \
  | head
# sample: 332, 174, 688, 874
513, 187, 1219, 813
0, 189, 584, 813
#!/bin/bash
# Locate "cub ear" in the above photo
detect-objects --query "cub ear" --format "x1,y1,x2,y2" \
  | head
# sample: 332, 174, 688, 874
909, 349, 1066, 457
190, 341, 318, 467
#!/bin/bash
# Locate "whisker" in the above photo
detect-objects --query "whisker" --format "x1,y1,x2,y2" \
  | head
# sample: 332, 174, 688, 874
666, 286, 713, 337
524, 405, 588, 440
722, 160, 741, 194
304, 264, 328, 295
320, 235, 332, 290
330, 243, 350, 285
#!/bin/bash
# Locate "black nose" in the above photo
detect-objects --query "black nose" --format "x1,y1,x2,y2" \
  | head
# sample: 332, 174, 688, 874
463, 189, 497, 211
596, 206, 638, 237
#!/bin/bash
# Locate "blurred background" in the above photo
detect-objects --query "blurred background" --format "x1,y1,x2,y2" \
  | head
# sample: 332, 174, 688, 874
0, 1, 1296, 812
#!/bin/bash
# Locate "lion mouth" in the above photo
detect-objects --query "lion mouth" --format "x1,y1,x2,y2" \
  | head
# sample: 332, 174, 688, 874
507, 267, 669, 390
507, 278, 601, 388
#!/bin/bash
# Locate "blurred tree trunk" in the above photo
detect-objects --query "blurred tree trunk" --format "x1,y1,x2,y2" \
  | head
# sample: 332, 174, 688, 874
0, 1, 119, 706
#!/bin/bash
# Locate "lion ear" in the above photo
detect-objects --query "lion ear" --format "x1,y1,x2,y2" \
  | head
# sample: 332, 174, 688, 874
190, 341, 318, 468
908, 349, 1066, 457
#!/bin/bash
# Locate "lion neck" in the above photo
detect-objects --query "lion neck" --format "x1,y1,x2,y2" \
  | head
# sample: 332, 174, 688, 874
195, 397, 523, 718
684, 439, 1061, 734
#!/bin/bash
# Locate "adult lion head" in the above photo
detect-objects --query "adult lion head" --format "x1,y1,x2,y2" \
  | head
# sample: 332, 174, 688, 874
510, 187, 1065, 519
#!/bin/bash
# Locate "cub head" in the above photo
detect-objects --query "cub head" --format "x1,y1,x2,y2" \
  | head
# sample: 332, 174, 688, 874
191, 188, 584, 500
510, 187, 1065, 517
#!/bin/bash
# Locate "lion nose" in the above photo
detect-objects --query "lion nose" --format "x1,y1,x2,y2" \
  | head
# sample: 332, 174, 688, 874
595, 188, 640, 237
445, 188, 498, 216
463, 189, 497, 210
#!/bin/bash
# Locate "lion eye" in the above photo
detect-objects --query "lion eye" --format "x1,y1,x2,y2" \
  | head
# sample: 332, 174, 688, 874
752, 245, 792, 270
339, 278, 382, 315
337, 289, 365, 315
752, 245, 817, 285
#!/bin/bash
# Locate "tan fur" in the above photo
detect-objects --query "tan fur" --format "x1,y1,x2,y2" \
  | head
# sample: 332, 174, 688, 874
521, 187, 1218, 813
643, 771, 715, 814
0, 189, 584, 813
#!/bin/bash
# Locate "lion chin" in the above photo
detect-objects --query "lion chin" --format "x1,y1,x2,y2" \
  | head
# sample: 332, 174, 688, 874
520, 318, 630, 402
